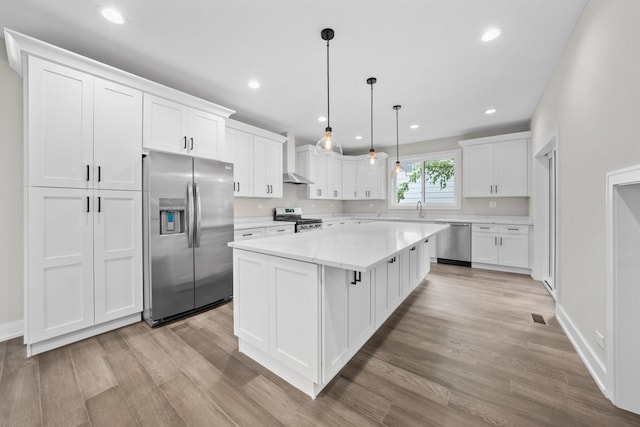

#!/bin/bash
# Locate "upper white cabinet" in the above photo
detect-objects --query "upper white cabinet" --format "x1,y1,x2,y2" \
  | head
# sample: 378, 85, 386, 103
28, 58, 142, 191
227, 119, 285, 198
342, 159, 358, 200
143, 94, 227, 162
459, 131, 530, 197
297, 145, 387, 200
357, 158, 387, 199
327, 156, 343, 199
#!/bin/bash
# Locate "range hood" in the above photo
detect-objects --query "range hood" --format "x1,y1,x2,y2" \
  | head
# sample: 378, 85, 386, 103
282, 132, 314, 185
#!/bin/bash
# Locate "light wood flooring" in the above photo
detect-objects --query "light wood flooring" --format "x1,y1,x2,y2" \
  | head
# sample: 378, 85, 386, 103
2, 264, 640, 426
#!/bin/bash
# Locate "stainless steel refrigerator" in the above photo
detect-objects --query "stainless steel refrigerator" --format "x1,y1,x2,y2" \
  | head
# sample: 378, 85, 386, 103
142, 151, 234, 326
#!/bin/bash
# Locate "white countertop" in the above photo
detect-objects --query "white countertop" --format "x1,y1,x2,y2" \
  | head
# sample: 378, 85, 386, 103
234, 220, 296, 230
229, 221, 448, 271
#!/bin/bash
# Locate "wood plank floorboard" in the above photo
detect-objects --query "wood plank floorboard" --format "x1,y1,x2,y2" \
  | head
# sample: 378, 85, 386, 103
2, 263, 640, 426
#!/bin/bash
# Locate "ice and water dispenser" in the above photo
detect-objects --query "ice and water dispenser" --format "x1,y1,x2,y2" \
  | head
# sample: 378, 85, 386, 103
159, 198, 185, 235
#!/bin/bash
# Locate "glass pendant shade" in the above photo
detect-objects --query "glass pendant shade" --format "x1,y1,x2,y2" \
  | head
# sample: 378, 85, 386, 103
361, 77, 382, 172
315, 126, 343, 155
315, 28, 343, 156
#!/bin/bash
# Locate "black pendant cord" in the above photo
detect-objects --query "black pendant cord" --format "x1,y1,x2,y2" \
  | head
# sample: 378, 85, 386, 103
367, 77, 377, 152
326, 37, 330, 129
395, 108, 399, 160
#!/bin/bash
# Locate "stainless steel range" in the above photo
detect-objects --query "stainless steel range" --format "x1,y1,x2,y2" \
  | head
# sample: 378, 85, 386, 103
274, 207, 323, 233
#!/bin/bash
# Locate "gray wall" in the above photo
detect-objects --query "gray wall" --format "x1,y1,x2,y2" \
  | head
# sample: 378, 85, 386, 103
531, 0, 640, 368
0, 38, 24, 328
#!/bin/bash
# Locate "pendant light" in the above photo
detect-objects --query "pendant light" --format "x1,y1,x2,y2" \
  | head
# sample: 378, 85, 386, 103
315, 28, 343, 156
361, 77, 382, 171
391, 104, 406, 176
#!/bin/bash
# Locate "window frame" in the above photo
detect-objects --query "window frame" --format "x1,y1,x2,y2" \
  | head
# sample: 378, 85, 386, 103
387, 149, 462, 210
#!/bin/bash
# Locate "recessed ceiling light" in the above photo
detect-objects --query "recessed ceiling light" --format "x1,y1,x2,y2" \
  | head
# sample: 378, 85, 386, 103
481, 28, 501, 42
410, 124, 419, 129
485, 108, 497, 115
318, 116, 327, 122
355, 136, 363, 140
248, 80, 260, 89
101, 7, 125, 24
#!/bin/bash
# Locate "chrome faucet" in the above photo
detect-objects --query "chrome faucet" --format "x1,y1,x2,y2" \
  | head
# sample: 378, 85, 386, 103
417, 201, 424, 218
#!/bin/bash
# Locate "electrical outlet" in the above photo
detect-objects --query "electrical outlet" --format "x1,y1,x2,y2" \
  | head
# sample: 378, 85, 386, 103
489, 201, 497, 208
257, 203, 264, 209
595, 330, 605, 349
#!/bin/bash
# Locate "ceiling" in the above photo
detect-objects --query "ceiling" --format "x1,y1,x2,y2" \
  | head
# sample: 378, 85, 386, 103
0, 0, 586, 152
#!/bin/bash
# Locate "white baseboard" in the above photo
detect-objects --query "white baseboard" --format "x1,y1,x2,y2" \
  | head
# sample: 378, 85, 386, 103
556, 304, 608, 398
0, 319, 24, 342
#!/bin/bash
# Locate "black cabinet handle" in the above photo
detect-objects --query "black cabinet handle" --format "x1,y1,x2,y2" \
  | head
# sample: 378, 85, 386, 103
86, 196, 90, 212
238, 182, 240, 192
190, 137, 194, 150
86, 165, 90, 181
233, 182, 236, 192
356, 272, 362, 283
98, 196, 101, 212
350, 271, 357, 285
98, 166, 101, 182
410, 246, 416, 251
183, 136, 187, 149
242, 233, 253, 237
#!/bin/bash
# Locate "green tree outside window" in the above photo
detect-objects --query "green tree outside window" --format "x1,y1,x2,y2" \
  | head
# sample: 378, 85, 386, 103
396, 159, 454, 203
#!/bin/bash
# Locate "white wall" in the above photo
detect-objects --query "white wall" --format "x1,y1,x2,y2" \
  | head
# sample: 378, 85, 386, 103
531, 0, 640, 373
0, 38, 24, 332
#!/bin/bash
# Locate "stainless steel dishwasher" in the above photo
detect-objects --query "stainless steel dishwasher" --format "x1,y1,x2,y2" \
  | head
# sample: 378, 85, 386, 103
436, 222, 471, 267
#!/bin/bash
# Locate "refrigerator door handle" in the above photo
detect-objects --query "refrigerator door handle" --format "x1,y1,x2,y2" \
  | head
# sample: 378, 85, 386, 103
195, 182, 202, 247
187, 183, 194, 248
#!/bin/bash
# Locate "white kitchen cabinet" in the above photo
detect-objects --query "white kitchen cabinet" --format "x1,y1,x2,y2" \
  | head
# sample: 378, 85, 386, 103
472, 224, 530, 269
342, 159, 358, 200
233, 250, 270, 352
322, 267, 373, 382
297, 146, 387, 200
427, 234, 438, 262
143, 93, 226, 161
28, 58, 142, 191
27, 187, 95, 342
229, 128, 254, 197
234, 252, 319, 381
348, 270, 374, 349
28, 57, 93, 189
327, 156, 343, 199
227, 120, 285, 199
27, 188, 142, 342
94, 78, 143, 191
265, 224, 295, 236
420, 237, 431, 277
253, 136, 283, 198
93, 190, 143, 324
387, 255, 402, 312
460, 132, 530, 198
297, 146, 329, 199
357, 157, 387, 200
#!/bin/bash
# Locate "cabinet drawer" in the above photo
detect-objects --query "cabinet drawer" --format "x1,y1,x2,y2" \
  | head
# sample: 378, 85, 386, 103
499, 225, 529, 235
472, 224, 499, 233
265, 225, 294, 236
234, 228, 266, 241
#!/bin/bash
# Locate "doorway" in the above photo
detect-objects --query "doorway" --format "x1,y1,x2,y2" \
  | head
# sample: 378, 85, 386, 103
606, 167, 640, 415
534, 132, 558, 299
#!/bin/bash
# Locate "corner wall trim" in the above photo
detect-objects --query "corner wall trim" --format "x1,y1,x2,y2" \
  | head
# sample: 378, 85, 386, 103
0, 320, 24, 342
556, 304, 608, 398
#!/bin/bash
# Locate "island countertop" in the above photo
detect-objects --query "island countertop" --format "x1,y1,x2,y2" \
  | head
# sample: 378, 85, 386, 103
228, 221, 448, 271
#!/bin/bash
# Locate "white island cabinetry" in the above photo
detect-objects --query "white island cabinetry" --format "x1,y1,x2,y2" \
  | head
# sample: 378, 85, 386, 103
231, 221, 447, 398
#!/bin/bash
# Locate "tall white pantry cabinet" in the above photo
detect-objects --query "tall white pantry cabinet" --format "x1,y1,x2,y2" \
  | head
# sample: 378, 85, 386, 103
6, 28, 234, 355
24, 56, 143, 355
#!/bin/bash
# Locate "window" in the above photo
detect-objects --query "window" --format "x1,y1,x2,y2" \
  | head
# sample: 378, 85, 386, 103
389, 149, 461, 210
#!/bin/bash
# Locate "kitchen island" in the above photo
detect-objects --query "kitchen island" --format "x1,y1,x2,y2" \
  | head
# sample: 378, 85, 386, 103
228, 221, 448, 398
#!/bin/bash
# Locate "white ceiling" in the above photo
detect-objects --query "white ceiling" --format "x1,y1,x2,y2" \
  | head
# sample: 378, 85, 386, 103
0, 0, 586, 151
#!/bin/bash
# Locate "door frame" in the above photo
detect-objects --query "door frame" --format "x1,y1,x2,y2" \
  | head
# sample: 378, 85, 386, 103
605, 164, 640, 410
533, 129, 559, 300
